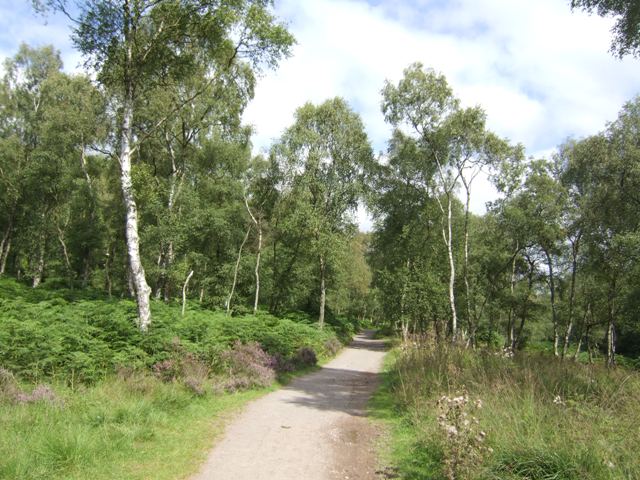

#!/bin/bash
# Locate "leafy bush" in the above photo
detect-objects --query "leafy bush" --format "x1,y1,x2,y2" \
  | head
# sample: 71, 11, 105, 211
293, 347, 317, 368
0, 278, 344, 386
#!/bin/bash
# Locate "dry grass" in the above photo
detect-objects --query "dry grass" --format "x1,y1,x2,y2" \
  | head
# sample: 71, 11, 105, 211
378, 342, 640, 479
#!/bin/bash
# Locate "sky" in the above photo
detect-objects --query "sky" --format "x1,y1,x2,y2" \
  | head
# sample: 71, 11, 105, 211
1, 0, 639, 229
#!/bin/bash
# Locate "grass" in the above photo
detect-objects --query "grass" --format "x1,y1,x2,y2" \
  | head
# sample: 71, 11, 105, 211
0, 357, 333, 480
370, 350, 445, 480
0, 375, 271, 480
371, 343, 640, 480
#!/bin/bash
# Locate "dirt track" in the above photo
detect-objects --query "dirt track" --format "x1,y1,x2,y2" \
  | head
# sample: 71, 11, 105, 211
191, 330, 387, 480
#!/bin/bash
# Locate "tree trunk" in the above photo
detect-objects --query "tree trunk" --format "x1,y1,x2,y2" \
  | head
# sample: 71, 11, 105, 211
226, 225, 251, 315
32, 226, 47, 288
80, 140, 93, 191
120, 24, 152, 330
562, 235, 581, 359
606, 282, 616, 367
104, 246, 112, 298
32, 247, 45, 288
162, 241, 174, 301
127, 267, 136, 298
573, 335, 583, 361
56, 225, 73, 276
82, 258, 91, 288
513, 255, 534, 351
244, 196, 261, 315
462, 176, 473, 346
182, 270, 194, 316
399, 258, 410, 342
506, 242, 518, 350
0, 226, 11, 275
447, 197, 457, 340
158, 132, 183, 302
544, 249, 559, 356
432, 153, 459, 342
254, 220, 262, 314
318, 253, 326, 329
270, 217, 279, 312
606, 318, 616, 367
439, 194, 458, 341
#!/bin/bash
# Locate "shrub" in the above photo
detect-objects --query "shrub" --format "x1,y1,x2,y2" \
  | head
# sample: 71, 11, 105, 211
152, 359, 178, 382
436, 390, 488, 479
14, 384, 60, 405
179, 354, 209, 396
220, 341, 275, 390
0, 367, 20, 402
0, 278, 343, 386
0, 367, 60, 405
323, 337, 342, 357
294, 347, 317, 368
117, 368, 158, 396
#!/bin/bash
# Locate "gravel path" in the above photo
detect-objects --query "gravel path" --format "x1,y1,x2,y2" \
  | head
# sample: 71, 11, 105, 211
191, 330, 387, 480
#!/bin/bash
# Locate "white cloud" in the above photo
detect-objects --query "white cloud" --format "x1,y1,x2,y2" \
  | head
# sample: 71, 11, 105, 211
243, 0, 639, 224
0, 3, 82, 74
2, 0, 638, 227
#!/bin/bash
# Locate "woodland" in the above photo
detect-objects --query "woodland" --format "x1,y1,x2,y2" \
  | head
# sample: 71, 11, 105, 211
0, 0, 639, 479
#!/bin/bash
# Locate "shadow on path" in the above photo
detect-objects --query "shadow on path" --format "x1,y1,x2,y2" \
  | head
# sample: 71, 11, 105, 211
282, 330, 387, 416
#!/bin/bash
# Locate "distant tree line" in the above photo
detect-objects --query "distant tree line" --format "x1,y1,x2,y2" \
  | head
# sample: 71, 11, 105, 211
369, 64, 640, 366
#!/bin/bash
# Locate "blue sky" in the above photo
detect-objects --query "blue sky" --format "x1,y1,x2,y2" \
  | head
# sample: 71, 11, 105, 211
1, 0, 639, 224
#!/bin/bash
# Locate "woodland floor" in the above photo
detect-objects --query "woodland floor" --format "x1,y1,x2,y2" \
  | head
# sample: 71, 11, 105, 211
191, 331, 388, 480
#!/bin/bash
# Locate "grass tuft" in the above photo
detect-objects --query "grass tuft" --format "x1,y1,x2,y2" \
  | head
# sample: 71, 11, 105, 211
372, 343, 640, 480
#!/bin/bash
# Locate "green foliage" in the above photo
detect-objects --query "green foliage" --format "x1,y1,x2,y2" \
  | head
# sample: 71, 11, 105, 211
0, 278, 341, 384
571, 0, 640, 57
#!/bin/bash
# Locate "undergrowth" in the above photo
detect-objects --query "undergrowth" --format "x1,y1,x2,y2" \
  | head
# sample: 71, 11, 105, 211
0, 277, 344, 384
372, 343, 640, 480
0, 277, 352, 479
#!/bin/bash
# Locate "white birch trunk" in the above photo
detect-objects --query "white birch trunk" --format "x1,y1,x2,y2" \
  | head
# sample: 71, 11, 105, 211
254, 221, 262, 314
606, 284, 616, 367
226, 225, 251, 315
120, 86, 152, 330
56, 225, 73, 274
562, 235, 580, 358
244, 196, 261, 314
80, 140, 93, 192
445, 195, 457, 340
159, 131, 182, 302
0, 236, 10, 275
32, 231, 46, 288
606, 318, 615, 367
0, 224, 11, 275
117, 0, 152, 330
433, 153, 459, 342
182, 270, 194, 316
318, 254, 326, 329
462, 179, 473, 345
544, 250, 559, 356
